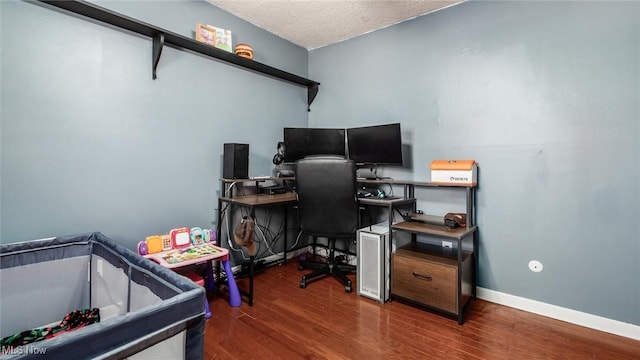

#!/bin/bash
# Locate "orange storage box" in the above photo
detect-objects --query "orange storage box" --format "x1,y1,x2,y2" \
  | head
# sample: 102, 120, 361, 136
430, 160, 477, 186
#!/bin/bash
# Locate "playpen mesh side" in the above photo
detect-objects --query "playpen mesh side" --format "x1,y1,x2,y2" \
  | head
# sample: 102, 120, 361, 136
0, 232, 205, 360
0, 235, 93, 338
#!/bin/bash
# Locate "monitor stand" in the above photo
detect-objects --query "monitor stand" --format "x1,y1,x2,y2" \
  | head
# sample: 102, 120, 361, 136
361, 165, 392, 180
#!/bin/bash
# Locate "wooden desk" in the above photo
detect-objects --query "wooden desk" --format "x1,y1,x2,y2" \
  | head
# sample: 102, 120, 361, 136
144, 243, 241, 308
218, 191, 298, 262
219, 192, 297, 206
216, 176, 478, 323
217, 179, 298, 306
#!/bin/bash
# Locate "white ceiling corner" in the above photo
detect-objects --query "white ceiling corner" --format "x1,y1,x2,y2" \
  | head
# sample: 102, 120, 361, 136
207, 0, 464, 50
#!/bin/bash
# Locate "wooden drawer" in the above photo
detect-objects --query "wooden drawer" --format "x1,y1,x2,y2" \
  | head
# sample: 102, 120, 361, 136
392, 244, 471, 315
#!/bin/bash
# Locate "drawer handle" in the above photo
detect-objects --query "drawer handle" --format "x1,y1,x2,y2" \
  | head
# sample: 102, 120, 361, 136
412, 272, 432, 281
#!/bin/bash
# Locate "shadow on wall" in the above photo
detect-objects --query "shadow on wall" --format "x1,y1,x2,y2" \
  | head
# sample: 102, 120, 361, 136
402, 143, 413, 171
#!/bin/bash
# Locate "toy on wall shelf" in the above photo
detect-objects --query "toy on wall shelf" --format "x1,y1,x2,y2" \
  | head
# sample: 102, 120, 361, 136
195, 23, 232, 52
234, 44, 253, 59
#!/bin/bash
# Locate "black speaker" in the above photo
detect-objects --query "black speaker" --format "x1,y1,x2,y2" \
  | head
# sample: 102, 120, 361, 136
223, 143, 249, 179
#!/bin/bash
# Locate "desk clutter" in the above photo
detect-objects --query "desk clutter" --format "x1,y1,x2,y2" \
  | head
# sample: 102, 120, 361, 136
357, 187, 386, 199
137, 227, 216, 262
404, 212, 467, 229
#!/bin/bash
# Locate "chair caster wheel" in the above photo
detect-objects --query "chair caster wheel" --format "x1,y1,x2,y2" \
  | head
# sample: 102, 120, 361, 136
300, 281, 306, 288
298, 264, 304, 271
345, 285, 352, 293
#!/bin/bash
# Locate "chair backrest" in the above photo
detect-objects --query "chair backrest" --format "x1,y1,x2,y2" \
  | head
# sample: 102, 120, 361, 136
295, 156, 359, 238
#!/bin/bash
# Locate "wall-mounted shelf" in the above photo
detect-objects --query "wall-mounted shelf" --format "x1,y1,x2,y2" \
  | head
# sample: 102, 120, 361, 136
36, 0, 320, 111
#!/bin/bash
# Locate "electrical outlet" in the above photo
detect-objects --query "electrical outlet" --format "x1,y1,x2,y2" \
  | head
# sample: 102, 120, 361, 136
442, 240, 453, 248
528, 260, 543, 273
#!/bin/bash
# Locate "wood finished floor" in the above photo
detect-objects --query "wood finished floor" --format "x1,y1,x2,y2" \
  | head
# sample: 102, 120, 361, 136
204, 261, 640, 360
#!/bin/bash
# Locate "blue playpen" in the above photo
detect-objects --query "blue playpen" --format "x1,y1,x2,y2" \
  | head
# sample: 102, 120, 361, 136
0, 232, 206, 359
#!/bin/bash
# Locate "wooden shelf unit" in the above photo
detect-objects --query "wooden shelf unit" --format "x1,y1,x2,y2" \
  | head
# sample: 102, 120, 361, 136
392, 183, 477, 324
358, 179, 478, 324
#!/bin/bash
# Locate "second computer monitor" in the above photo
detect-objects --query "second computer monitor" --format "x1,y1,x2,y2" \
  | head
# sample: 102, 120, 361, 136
347, 123, 403, 166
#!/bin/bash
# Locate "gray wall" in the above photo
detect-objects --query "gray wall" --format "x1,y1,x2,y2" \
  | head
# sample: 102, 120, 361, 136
1, 0, 309, 248
309, 1, 639, 325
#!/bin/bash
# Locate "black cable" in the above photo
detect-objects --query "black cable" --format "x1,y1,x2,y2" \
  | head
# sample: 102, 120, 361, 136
393, 206, 410, 221
383, 182, 394, 197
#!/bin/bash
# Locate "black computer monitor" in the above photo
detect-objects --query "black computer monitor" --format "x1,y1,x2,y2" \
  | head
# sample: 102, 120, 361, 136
283, 127, 346, 163
347, 123, 403, 166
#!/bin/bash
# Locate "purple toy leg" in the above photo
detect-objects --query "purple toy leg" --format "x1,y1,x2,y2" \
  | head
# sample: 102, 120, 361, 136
222, 260, 242, 307
204, 298, 212, 319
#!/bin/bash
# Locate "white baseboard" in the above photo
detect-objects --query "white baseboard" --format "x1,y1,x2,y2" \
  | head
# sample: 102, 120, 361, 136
477, 287, 640, 341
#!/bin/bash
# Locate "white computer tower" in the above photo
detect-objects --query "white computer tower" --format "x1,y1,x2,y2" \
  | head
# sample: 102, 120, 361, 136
357, 224, 392, 303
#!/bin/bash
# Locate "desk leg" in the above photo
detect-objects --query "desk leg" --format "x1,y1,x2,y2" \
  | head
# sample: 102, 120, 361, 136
216, 198, 223, 286
283, 204, 288, 263
248, 255, 254, 306
222, 259, 242, 307
206, 260, 215, 292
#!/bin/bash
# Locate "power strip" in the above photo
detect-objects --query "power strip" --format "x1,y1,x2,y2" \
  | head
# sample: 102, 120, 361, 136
229, 247, 309, 274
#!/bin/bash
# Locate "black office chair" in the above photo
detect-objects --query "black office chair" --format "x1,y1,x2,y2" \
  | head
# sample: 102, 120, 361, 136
295, 155, 359, 292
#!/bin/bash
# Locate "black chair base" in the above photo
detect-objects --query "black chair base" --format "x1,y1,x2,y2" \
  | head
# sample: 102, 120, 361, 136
299, 263, 355, 293
298, 251, 355, 293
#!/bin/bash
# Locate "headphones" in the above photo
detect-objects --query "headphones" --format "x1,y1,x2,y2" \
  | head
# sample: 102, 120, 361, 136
272, 141, 285, 165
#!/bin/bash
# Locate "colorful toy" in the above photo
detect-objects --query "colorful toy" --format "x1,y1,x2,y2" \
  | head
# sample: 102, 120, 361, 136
160, 243, 220, 265
138, 227, 216, 258
162, 234, 172, 251
234, 43, 254, 59
145, 235, 164, 254
190, 227, 205, 245
170, 227, 191, 249
137, 241, 148, 255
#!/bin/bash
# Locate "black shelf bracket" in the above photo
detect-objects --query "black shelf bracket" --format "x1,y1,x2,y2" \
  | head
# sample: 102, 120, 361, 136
35, 0, 321, 110
152, 33, 164, 80
307, 83, 319, 112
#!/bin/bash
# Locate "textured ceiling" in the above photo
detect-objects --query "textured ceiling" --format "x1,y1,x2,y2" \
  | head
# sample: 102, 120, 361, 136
208, 0, 463, 49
